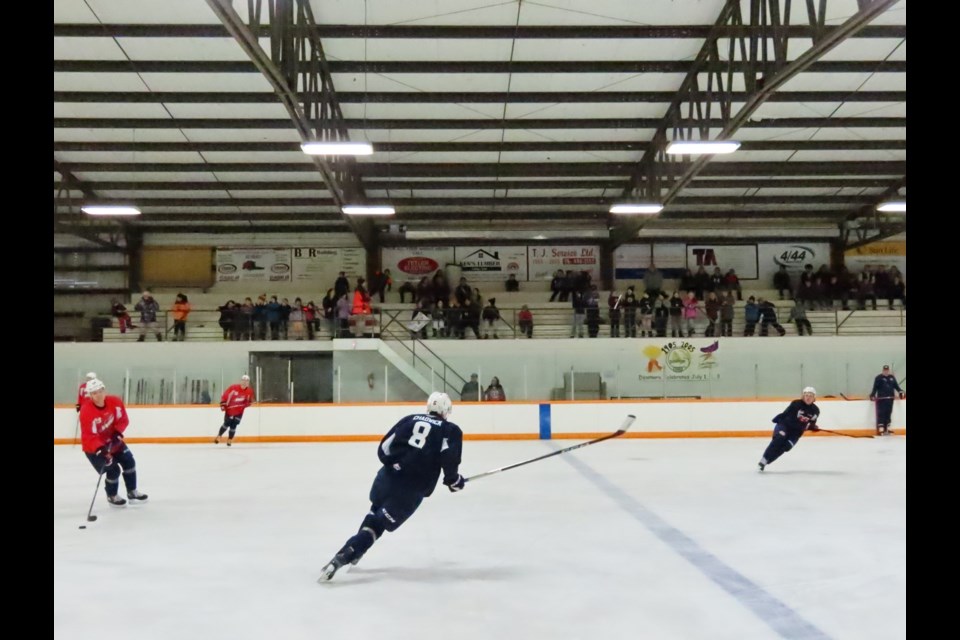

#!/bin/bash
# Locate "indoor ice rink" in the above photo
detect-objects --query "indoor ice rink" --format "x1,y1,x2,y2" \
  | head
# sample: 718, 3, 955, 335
54, 437, 906, 640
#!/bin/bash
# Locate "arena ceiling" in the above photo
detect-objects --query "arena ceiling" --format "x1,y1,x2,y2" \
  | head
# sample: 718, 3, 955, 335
54, 0, 906, 251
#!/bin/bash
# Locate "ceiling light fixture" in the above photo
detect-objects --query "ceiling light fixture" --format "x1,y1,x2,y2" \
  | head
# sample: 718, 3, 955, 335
609, 203, 663, 215
342, 205, 395, 216
876, 200, 906, 212
301, 141, 374, 156
81, 205, 142, 216
665, 140, 741, 155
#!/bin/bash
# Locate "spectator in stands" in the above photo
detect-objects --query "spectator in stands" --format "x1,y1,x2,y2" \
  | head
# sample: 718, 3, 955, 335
719, 291, 735, 337
585, 286, 602, 338
352, 278, 374, 337
237, 297, 254, 341
430, 301, 447, 338
266, 295, 282, 340
110, 298, 135, 334
812, 275, 830, 310
461, 298, 481, 339
289, 297, 306, 340
305, 301, 318, 340
724, 269, 743, 301
789, 299, 812, 336
570, 287, 586, 339
432, 270, 451, 309
773, 265, 792, 300
483, 376, 507, 401
280, 297, 292, 339
334, 271, 350, 300
134, 291, 163, 342
668, 290, 684, 338
217, 300, 236, 341
621, 286, 638, 338
653, 292, 670, 338
872, 267, 891, 303
446, 301, 464, 339
693, 266, 711, 299
397, 279, 417, 304
561, 270, 577, 302
856, 271, 878, 310
743, 296, 760, 337
703, 291, 720, 337
549, 269, 565, 302
482, 298, 501, 339
518, 304, 534, 338
322, 289, 336, 337
643, 264, 664, 301
888, 275, 906, 309
460, 373, 480, 401
505, 274, 520, 292
370, 269, 391, 303
171, 293, 191, 342
253, 294, 268, 340
796, 278, 816, 311
638, 291, 654, 338
709, 267, 725, 296
454, 277, 472, 307
679, 268, 696, 296
335, 293, 351, 338
608, 290, 621, 338
682, 290, 700, 337
758, 297, 786, 336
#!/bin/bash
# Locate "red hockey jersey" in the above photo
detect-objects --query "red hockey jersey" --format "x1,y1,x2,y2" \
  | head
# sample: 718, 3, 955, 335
79, 396, 130, 454
221, 384, 255, 417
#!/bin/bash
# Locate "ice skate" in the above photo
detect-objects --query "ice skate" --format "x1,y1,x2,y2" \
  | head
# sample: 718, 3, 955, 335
318, 547, 355, 582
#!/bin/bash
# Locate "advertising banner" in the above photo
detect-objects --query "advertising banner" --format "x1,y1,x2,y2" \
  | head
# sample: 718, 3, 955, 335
454, 246, 528, 281
291, 247, 365, 285
216, 248, 291, 283
381, 247, 455, 281
528, 245, 601, 281
686, 244, 759, 280
844, 241, 906, 277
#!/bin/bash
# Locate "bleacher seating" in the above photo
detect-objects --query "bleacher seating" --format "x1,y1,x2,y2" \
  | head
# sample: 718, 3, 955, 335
97, 285, 905, 342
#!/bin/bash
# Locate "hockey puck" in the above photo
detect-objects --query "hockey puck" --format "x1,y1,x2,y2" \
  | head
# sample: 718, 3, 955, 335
78, 525, 87, 529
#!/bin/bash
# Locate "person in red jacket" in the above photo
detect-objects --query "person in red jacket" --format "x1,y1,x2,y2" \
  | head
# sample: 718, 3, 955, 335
79, 379, 149, 506
76, 371, 97, 412
215, 374, 256, 446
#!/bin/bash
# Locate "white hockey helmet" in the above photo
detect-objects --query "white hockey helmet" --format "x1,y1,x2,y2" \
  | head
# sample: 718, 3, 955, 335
426, 391, 452, 418
802, 386, 816, 396
85, 371, 97, 379
85, 379, 106, 394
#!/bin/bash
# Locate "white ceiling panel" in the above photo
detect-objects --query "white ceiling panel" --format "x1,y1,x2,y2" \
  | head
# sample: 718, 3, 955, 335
54, 0, 98, 22
857, 74, 906, 91
181, 129, 302, 142
54, 103, 172, 118
199, 152, 315, 163
225, 190, 330, 199
497, 151, 640, 163
502, 128, 655, 142
341, 102, 505, 119
74, 171, 220, 182
140, 73, 274, 92
211, 172, 327, 182
819, 38, 907, 62
788, 149, 905, 162
99, 190, 232, 199
336, 73, 511, 93
513, 38, 702, 62
55, 128, 190, 142
506, 102, 666, 120
54, 37, 127, 60
520, 0, 725, 25
163, 103, 293, 119
710, 150, 797, 163
779, 73, 873, 92
363, 39, 513, 62
54, 72, 149, 92
139, 206, 242, 214
84, 0, 223, 23
54, 151, 205, 164
116, 37, 251, 61
753, 187, 850, 197
751, 102, 844, 118
370, 151, 502, 163
508, 73, 686, 93
359, 129, 506, 143
680, 187, 752, 197
831, 102, 905, 118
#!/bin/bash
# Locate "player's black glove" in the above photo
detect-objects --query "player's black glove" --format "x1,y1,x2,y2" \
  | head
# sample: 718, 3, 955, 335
444, 474, 466, 493
220, 404, 226, 412
898, 392, 905, 400
76, 403, 81, 412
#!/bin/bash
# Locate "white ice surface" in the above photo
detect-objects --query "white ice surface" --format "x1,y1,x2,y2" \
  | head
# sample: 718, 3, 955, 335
54, 437, 905, 640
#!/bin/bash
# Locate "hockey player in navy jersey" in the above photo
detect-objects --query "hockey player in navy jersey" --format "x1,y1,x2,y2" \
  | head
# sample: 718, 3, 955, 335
319, 392, 465, 582
758, 386, 820, 471
870, 364, 904, 435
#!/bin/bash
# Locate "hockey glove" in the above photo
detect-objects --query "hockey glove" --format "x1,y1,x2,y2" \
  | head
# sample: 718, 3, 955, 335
899, 392, 905, 400
97, 447, 114, 467
220, 404, 227, 412
76, 403, 81, 412
444, 474, 466, 493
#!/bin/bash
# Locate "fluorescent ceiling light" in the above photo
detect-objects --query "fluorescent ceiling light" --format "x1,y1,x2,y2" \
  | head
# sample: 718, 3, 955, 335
665, 140, 741, 155
610, 203, 663, 215
342, 205, 395, 215
876, 200, 906, 212
81, 205, 141, 216
301, 141, 374, 156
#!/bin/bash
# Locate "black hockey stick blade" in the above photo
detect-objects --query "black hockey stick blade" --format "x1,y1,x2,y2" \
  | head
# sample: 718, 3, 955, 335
818, 428, 874, 439
465, 414, 635, 483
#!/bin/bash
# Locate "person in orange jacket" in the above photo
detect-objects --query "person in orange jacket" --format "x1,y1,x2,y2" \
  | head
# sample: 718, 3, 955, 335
171, 293, 192, 341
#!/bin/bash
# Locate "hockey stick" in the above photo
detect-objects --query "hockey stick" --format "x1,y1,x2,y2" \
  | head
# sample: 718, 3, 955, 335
82, 467, 107, 527
465, 415, 636, 483
818, 428, 874, 439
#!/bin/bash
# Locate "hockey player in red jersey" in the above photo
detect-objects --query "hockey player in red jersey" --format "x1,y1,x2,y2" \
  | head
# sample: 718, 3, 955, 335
215, 374, 255, 446
78, 379, 148, 506
76, 371, 97, 412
